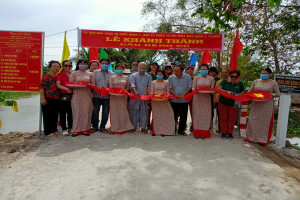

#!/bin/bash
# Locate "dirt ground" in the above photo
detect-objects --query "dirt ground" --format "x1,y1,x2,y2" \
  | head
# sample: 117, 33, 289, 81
0, 131, 299, 200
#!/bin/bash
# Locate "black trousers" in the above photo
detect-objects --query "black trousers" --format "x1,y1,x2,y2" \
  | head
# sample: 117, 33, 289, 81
171, 102, 189, 133
42, 97, 59, 135
59, 100, 73, 130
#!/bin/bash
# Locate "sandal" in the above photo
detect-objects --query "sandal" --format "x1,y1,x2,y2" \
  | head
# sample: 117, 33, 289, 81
100, 129, 109, 133
128, 129, 136, 133
71, 132, 80, 137
179, 131, 187, 136
141, 129, 148, 134
91, 128, 98, 133
48, 133, 58, 137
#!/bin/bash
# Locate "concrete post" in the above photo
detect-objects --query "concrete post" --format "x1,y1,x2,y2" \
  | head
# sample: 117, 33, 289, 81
276, 94, 291, 149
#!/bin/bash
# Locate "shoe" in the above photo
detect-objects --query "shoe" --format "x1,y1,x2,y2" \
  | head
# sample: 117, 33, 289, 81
128, 129, 136, 133
147, 125, 152, 131
82, 129, 92, 136
62, 130, 69, 136
221, 133, 226, 139
72, 132, 80, 137
141, 129, 148, 134
91, 128, 98, 133
48, 133, 58, 137
152, 134, 155, 136
226, 133, 233, 139
178, 131, 187, 136
100, 129, 109, 133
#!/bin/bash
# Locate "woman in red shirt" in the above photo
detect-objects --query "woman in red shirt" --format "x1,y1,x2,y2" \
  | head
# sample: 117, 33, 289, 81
56, 60, 73, 135
39, 60, 60, 137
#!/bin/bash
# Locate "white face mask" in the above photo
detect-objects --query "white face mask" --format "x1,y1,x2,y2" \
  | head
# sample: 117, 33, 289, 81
79, 65, 88, 70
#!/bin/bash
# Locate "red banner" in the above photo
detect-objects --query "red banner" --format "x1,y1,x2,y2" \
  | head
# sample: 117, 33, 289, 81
79, 29, 224, 52
0, 30, 44, 92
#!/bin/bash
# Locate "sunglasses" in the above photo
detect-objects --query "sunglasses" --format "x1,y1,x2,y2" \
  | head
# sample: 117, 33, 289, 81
64, 65, 72, 67
230, 75, 239, 78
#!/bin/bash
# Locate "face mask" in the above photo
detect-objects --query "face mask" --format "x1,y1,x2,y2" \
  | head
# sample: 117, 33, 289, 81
199, 70, 208, 76
79, 65, 88, 70
131, 68, 138, 72
126, 74, 131, 78
260, 74, 269, 80
115, 70, 123, 74
138, 69, 146, 75
101, 65, 109, 70
156, 75, 163, 80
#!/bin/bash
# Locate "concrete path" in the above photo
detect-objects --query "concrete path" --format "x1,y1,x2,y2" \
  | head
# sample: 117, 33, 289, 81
0, 132, 299, 200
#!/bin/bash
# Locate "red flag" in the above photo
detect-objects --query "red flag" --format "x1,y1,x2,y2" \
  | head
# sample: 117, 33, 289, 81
200, 51, 212, 64
229, 30, 243, 70
89, 48, 99, 65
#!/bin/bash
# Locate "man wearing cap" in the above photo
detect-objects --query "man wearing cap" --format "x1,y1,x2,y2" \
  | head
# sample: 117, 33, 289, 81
168, 64, 192, 135
91, 58, 115, 133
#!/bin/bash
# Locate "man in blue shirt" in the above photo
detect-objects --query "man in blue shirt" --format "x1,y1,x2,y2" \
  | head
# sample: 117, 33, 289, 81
91, 58, 115, 133
168, 64, 192, 135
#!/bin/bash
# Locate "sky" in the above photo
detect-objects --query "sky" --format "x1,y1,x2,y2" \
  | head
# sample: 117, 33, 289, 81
0, 0, 147, 64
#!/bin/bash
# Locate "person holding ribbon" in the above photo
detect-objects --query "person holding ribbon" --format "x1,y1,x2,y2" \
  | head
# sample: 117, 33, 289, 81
192, 64, 215, 139
169, 64, 192, 136
109, 63, 134, 134
91, 58, 115, 133
245, 68, 280, 145
40, 60, 60, 137
150, 69, 175, 136
129, 62, 152, 134
56, 60, 73, 136
69, 59, 95, 136
217, 69, 245, 139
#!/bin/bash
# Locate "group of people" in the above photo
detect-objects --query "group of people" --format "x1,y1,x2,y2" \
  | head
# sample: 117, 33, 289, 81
40, 58, 280, 146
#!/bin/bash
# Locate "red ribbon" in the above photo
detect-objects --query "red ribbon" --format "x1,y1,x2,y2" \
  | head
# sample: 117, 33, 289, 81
66, 82, 272, 102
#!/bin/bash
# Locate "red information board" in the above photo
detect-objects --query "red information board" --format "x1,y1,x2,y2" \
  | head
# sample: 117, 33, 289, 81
0, 30, 44, 92
79, 29, 224, 52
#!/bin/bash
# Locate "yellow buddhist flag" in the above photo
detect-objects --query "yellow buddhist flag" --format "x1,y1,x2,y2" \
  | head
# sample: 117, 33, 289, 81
59, 31, 70, 72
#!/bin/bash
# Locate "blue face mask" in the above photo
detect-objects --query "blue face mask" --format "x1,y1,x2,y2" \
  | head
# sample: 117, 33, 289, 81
260, 74, 269, 80
156, 75, 163, 80
131, 68, 138, 72
79, 65, 88, 70
126, 74, 131, 78
199, 70, 208, 76
115, 70, 123, 74
138, 69, 146, 75
101, 65, 109, 70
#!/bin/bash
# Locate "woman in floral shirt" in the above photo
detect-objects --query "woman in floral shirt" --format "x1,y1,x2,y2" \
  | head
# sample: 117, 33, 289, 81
39, 60, 60, 137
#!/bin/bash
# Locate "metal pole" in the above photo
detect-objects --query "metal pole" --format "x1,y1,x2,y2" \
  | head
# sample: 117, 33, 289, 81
39, 32, 45, 137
